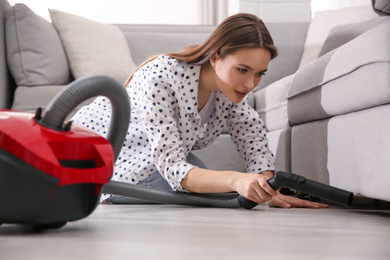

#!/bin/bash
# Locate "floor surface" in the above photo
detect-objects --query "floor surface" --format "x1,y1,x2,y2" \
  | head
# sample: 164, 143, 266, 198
1, 198, 390, 260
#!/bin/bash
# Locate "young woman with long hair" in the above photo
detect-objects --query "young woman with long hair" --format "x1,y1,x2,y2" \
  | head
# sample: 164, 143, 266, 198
72, 13, 328, 208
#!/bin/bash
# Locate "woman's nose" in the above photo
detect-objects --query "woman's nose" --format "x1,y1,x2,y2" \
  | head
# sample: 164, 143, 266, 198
244, 76, 257, 91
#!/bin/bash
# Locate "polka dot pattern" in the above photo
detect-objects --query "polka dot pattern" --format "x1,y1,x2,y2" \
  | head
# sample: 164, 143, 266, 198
227, 103, 275, 173
71, 55, 275, 192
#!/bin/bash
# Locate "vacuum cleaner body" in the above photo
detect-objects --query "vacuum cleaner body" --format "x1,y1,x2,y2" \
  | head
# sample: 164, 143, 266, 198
0, 109, 114, 226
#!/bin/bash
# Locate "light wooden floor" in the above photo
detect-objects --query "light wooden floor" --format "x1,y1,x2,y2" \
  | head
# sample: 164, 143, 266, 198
1, 198, 390, 260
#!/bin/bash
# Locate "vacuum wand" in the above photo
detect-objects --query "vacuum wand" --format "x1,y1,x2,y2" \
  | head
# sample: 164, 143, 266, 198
238, 171, 354, 209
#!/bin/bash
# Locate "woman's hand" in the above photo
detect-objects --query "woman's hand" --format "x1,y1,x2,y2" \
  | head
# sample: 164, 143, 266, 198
234, 171, 328, 209
268, 192, 329, 209
233, 172, 277, 204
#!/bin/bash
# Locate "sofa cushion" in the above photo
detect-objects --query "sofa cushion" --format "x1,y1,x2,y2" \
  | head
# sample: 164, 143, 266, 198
11, 85, 67, 113
288, 19, 390, 126
319, 17, 388, 56
299, 6, 379, 68
11, 85, 94, 116
49, 9, 136, 84
254, 75, 293, 131
5, 4, 72, 86
267, 128, 291, 173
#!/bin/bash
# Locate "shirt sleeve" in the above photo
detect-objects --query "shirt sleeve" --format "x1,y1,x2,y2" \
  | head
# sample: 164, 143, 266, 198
137, 61, 197, 191
227, 98, 276, 173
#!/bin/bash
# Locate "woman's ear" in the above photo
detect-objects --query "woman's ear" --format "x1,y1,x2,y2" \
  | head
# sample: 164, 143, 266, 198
209, 53, 218, 69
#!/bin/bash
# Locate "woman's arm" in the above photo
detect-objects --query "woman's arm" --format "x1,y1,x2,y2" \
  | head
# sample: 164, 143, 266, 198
182, 168, 277, 203
181, 168, 328, 208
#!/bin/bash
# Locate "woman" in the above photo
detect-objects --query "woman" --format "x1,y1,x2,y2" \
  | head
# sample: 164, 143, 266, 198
72, 13, 327, 209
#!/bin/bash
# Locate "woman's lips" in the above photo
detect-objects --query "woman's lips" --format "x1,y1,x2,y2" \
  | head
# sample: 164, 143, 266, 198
234, 90, 247, 99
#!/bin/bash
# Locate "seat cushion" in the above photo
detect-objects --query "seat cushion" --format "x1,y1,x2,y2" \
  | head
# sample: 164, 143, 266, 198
12, 85, 94, 117
254, 75, 293, 131
267, 128, 291, 173
288, 19, 390, 126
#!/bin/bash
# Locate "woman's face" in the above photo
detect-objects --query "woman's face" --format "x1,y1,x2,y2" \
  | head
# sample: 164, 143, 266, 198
211, 47, 271, 104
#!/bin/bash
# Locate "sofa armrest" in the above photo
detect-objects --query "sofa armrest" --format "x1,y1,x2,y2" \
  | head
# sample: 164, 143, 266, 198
0, 0, 14, 109
287, 18, 390, 126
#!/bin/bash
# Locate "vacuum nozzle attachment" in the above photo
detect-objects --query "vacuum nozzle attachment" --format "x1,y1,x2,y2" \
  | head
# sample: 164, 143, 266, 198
268, 171, 354, 207
238, 171, 354, 209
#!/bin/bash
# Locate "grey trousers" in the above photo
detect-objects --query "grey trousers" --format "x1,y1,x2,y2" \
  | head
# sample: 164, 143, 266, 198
105, 153, 207, 204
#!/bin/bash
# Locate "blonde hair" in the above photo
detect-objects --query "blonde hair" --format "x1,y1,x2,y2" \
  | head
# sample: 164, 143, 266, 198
124, 13, 278, 86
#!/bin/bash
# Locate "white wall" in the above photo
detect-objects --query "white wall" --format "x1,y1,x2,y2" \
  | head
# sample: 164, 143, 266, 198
228, 0, 312, 23
228, 0, 373, 23
8, 0, 203, 24
312, 0, 372, 15
9, 0, 374, 25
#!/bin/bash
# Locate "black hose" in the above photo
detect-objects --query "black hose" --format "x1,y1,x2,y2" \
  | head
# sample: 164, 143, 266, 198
39, 76, 130, 161
102, 181, 242, 208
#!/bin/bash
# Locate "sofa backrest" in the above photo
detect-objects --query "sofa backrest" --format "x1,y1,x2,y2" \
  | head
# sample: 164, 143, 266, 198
116, 24, 215, 66
1, 1, 309, 111
299, 5, 379, 68
259, 22, 309, 89
116, 22, 309, 91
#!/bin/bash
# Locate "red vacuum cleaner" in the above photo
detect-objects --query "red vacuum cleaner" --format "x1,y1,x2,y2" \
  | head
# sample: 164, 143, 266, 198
0, 76, 130, 229
0, 76, 353, 230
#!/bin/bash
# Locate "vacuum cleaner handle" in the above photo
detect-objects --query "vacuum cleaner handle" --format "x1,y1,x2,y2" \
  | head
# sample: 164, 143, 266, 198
238, 171, 354, 209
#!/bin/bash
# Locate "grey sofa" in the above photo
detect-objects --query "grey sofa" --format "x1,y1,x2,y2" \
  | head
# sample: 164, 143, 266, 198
1, 0, 389, 202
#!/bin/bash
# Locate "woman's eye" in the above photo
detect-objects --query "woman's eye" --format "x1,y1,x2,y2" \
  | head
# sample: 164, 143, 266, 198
238, 68, 247, 73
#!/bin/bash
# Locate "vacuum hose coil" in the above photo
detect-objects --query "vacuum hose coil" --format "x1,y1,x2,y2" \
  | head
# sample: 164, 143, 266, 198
103, 181, 243, 208
39, 76, 130, 162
